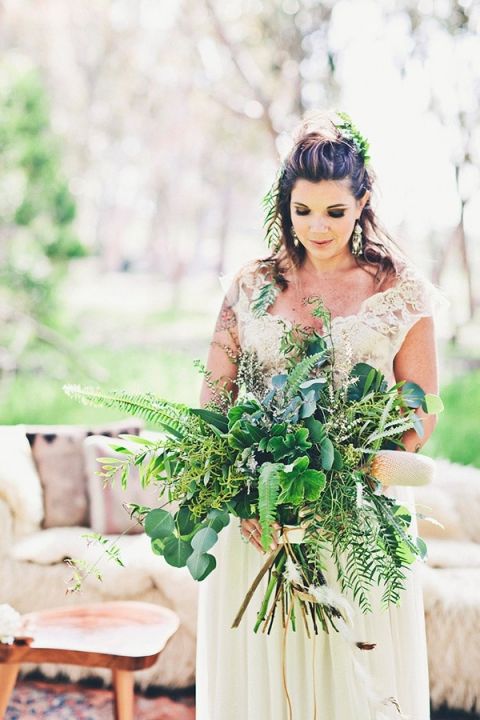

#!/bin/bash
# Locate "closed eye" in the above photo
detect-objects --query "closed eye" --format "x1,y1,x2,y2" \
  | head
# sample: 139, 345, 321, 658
295, 210, 345, 218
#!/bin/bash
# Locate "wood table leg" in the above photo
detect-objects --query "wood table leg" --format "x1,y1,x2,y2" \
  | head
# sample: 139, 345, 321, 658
0, 663, 20, 719
112, 668, 134, 720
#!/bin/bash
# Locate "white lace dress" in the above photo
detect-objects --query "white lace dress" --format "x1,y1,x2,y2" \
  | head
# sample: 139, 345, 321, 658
196, 260, 440, 720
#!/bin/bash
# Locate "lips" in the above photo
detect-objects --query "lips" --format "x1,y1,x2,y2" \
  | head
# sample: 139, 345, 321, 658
310, 238, 333, 246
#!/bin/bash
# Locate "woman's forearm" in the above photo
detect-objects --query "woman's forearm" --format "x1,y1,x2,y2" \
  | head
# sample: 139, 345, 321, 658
402, 411, 437, 453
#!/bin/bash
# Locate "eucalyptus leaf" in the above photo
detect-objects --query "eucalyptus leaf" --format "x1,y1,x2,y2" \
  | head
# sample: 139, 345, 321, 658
151, 538, 165, 555
304, 417, 325, 444
416, 537, 428, 559
332, 447, 344, 470
206, 508, 230, 532
191, 527, 218, 553
401, 382, 425, 408
187, 551, 217, 581
320, 438, 335, 470
145, 508, 175, 540
300, 390, 317, 419
163, 537, 193, 568
176, 506, 197, 536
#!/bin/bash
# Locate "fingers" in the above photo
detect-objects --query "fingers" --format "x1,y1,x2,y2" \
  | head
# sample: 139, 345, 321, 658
240, 519, 280, 553
240, 519, 264, 553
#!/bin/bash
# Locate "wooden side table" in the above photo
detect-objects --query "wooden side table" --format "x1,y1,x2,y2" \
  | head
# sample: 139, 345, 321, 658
0, 601, 179, 720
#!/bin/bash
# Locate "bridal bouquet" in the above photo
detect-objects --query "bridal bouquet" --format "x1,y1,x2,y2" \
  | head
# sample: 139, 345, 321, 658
64, 303, 443, 640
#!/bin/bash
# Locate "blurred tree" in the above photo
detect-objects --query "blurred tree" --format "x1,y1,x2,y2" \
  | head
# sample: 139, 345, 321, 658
403, 0, 480, 322
0, 60, 89, 397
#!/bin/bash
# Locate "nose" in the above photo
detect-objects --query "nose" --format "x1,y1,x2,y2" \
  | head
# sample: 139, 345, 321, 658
310, 216, 330, 232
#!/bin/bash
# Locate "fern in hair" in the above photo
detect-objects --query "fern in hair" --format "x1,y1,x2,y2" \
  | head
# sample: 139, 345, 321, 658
262, 165, 284, 252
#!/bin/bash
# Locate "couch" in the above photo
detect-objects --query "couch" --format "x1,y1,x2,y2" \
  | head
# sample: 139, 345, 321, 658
414, 458, 480, 715
0, 422, 197, 690
1, 422, 479, 712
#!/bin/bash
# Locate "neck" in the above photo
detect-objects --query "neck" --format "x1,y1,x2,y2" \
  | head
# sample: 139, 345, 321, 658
301, 250, 357, 277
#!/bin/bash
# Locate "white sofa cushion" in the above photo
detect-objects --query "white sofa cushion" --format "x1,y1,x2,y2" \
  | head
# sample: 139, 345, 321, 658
0, 425, 44, 537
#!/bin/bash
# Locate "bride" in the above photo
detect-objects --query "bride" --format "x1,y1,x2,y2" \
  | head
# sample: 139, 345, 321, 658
196, 109, 439, 720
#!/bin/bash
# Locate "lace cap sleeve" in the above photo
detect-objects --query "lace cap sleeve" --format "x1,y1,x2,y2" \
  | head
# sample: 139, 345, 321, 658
389, 263, 449, 353
219, 258, 274, 329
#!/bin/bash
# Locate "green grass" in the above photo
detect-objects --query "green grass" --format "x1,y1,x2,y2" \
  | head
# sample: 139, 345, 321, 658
424, 369, 480, 468
1, 344, 203, 426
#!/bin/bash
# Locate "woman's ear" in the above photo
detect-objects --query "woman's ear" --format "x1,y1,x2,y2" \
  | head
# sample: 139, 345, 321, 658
358, 190, 371, 215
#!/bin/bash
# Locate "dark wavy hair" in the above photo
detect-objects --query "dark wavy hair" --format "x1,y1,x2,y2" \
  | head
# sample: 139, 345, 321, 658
267, 110, 404, 289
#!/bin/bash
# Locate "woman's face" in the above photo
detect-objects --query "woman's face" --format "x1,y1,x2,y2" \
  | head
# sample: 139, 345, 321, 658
289, 177, 370, 266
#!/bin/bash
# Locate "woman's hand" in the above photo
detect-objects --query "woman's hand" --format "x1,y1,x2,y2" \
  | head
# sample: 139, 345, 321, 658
240, 519, 281, 553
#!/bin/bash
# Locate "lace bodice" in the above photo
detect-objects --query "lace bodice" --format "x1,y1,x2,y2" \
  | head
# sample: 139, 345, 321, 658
225, 259, 444, 388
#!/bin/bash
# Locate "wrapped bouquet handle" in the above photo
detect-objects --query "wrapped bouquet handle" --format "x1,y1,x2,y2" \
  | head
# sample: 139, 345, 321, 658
369, 450, 435, 487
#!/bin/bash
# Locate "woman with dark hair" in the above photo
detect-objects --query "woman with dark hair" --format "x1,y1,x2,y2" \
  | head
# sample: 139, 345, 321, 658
196, 109, 439, 719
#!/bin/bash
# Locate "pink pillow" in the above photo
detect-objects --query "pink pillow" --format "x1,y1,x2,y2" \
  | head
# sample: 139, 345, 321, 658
26, 420, 144, 528
83, 435, 162, 535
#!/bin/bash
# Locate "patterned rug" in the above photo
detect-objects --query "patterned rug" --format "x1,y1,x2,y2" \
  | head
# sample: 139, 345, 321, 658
6, 679, 195, 719
6, 679, 478, 719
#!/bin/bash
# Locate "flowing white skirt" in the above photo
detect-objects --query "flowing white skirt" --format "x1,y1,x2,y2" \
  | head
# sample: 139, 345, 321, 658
196, 487, 430, 720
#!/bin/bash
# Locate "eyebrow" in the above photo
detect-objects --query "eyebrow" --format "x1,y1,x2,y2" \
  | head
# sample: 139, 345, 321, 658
292, 202, 348, 209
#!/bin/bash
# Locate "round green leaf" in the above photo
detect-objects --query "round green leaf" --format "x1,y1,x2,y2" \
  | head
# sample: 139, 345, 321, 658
206, 508, 230, 532
320, 438, 334, 470
176, 506, 196, 536
401, 382, 425, 408
332, 447, 344, 470
163, 537, 193, 568
421, 393, 444, 415
151, 538, 165, 556
145, 508, 175, 540
191, 527, 218, 553
304, 417, 325, 443
416, 537, 428, 560
187, 551, 217, 580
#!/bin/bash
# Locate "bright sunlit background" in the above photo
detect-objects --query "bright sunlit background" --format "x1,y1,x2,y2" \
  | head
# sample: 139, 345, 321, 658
1, 0, 479, 465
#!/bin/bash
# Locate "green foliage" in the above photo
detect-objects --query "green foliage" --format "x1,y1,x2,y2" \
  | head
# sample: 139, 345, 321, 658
64, 306, 443, 635
286, 351, 329, 398
0, 61, 86, 321
262, 165, 283, 252
250, 280, 280, 318
334, 110, 371, 165
63, 385, 192, 438
258, 463, 282, 549
425, 369, 480, 468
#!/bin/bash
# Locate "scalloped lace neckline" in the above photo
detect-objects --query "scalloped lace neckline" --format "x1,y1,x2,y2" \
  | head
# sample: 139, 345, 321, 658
264, 276, 405, 328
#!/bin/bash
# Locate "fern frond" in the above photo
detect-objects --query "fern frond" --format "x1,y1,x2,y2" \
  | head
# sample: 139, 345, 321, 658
63, 385, 191, 438
262, 167, 284, 252
251, 281, 280, 318
286, 352, 327, 398
258, 463, 282, 550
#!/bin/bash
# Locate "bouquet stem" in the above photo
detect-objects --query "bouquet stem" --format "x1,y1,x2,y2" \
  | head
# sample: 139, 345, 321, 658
231, 545, 282, 629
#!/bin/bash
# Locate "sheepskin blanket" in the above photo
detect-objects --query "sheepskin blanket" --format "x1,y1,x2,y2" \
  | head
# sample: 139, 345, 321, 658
0, 425, 44, 537
414, 458, 480, 713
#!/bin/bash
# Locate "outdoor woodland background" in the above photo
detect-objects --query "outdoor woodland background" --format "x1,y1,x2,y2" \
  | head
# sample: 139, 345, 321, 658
0, 0, 479, 466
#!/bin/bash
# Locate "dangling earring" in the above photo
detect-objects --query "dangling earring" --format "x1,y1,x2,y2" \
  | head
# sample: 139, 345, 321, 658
351, 221, 363, 256
291, 225, 300, 247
